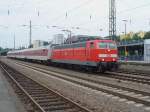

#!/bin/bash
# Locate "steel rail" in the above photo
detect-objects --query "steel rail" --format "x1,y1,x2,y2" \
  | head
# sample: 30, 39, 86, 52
117, 69, 150, 77
11, 61, 150, 107
106, 72, 150, 85
14, 61, 150, 96
0, 62, 92, 112
13, 59, 150, 85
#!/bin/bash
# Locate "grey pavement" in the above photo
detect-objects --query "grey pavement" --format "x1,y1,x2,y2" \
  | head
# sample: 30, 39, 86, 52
0, 68, 26, 112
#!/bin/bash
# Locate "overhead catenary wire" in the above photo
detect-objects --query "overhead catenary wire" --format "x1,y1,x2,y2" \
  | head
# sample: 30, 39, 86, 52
50, 0, 96, 25
118, 1, 150, 13
74, 1, 150, 30
4, 1, 150, 32
6, 0, 150, 38
6, 0, 150, 30
2, 1, 150, 38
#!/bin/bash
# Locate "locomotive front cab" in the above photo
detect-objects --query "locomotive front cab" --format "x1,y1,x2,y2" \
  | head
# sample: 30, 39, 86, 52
96, 40, 118, 72
98, 40, 117, 61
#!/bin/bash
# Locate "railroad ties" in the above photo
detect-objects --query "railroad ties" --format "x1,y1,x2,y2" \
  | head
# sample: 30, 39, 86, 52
0, 62, 91, 112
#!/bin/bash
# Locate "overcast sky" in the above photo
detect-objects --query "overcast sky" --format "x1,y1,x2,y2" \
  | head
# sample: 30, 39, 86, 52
0, 0, 150, 48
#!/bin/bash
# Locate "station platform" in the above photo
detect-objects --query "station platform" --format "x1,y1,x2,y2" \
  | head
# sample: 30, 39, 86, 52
0, 68, 26, 112
119, 60, 150, 66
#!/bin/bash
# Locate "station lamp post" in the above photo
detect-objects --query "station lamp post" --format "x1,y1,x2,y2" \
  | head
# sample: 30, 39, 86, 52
21, 20, 32, 48
122, 20, 128, 60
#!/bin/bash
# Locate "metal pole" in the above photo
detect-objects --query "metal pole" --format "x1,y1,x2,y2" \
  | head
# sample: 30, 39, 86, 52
14, 34, 15, 50
125, 22, 127, 58
149, 19, 150, 29
125, 22, 127, 36
123, 20, 127, 59
29, 20, 32, 48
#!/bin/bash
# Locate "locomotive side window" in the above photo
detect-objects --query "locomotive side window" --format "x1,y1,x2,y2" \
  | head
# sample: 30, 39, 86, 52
54, 42, 86, 49
99, 42, 107, 49
81, 42, 86, 48
74, 42, 86, 48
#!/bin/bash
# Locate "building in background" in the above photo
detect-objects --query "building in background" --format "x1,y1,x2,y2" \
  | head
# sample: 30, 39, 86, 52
52, 34, 65, 45
33, 40, 49, 48
144, 39, 150, 63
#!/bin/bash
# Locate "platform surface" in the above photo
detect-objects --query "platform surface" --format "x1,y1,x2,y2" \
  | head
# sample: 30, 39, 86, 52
0, 68, 26, 112
119, 60, 150, 65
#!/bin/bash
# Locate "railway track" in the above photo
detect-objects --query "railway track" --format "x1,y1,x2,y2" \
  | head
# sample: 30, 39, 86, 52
106, 71, 150, 85
7, 60, 150, 109
116, 69, 150, 77
13, 59, 150, 85
0, 62, 92, 112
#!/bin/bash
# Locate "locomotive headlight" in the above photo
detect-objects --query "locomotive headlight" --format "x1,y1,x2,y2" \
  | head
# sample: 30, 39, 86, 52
102, 58, 105, 61
113, 58, 116, 61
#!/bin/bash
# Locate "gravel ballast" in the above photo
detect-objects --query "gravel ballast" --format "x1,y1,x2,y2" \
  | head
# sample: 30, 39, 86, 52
1, 58, 150, 112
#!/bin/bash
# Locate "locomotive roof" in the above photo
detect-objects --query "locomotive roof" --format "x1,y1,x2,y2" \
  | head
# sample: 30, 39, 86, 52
64, 35, 103, 44
54, 39, 115, 47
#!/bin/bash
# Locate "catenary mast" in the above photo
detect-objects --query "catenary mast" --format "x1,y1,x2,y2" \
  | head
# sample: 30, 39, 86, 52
109, 0, 116, 40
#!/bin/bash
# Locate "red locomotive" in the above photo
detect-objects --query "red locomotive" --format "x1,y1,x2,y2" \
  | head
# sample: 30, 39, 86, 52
7, 37, 118, 73
52, 39, 118, 72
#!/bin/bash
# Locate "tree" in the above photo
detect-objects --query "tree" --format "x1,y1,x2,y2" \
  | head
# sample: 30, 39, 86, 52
144, 31, 150, 39
0, 47, 3, 51
116, 36, 121, 42
121, 33, 131, 41
132, 33, 141, 40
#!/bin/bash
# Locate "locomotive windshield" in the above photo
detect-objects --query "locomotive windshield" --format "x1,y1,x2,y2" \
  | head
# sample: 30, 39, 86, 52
99, 42, 107, 48
99, 42, 117, 49
108, 43, 117, 49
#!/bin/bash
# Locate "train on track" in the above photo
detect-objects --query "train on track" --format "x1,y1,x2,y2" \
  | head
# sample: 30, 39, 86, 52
7, 36, 118, 72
